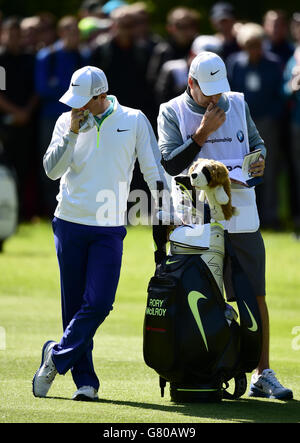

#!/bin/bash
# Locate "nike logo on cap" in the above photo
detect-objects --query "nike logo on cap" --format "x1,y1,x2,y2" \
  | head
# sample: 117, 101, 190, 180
210, 70, 220, 76
72, 83, 80, 86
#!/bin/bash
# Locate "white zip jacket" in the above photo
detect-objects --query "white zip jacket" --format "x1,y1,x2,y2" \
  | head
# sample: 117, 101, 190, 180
43, 96, 166, 226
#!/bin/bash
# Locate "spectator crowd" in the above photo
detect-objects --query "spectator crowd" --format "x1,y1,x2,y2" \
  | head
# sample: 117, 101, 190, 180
1, 0, 300, 238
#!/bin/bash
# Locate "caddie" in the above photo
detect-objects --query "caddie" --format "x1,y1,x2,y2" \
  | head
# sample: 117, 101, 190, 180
157, 51, 293, 400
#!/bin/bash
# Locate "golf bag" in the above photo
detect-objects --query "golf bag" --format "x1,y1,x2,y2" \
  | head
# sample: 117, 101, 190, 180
143, 221, 262, 403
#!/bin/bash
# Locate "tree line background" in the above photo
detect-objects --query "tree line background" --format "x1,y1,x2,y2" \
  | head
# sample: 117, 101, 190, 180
0, 0, 299, 34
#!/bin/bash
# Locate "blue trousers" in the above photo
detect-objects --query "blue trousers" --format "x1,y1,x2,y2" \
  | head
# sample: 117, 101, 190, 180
51, 217, 126, 391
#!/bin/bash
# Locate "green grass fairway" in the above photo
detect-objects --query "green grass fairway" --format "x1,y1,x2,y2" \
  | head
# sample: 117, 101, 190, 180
0, 221, 299, 423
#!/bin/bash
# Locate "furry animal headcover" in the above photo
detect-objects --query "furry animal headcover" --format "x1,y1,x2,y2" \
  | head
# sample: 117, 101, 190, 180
189, 158, 237, 221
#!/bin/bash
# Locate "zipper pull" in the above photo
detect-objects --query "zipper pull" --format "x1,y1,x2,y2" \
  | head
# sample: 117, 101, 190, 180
97, 126, 100, 148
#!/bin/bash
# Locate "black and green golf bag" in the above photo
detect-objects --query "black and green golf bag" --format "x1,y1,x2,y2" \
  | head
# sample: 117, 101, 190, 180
144, 181, 262, 403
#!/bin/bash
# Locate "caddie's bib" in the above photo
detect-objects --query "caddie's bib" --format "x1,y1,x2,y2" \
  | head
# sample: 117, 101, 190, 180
169, 92, 260, 233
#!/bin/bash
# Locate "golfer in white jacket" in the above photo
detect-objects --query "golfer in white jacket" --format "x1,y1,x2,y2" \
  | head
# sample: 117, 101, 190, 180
32, 66, 166, 401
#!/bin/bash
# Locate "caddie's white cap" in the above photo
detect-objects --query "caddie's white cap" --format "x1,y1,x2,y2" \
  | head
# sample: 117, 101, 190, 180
189, 51, 230, 96
59, 66, 108, 108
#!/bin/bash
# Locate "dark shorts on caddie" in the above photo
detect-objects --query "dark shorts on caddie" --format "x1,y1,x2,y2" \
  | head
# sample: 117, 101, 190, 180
223, 230, 266, 302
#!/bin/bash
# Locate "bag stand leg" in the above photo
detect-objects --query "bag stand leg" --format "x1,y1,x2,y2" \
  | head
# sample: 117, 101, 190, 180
160, 377, 166, 398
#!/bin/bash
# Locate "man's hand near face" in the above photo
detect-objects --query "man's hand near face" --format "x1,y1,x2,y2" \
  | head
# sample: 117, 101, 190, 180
192, 103, 226, 146
70, 109, 86, 134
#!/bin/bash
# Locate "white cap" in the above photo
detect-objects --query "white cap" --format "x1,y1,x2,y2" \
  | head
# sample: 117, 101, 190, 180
189, 51, 230, 96
59, 66, 108, 108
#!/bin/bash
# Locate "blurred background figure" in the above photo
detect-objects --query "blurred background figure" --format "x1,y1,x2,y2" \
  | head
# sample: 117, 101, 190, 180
102, 0, 128, 16
20, 16, 41, 54
36, 12, 57, 50
129, 2, 162, 51
210, 1, 240, 62
35, 15, 90, 218
263, 9, 295, 233
91, 5, 152, 121
290, 11, 300, 44
91, 4, 155, 215
263, 9, 294, 69
154, 34, 222, 105
227, 22, 283, 229
0, 16, 39, 221
79, 15, 112, 48
283, 12, 300, 238
78, 0, 108, 19
147, 7, 201, 90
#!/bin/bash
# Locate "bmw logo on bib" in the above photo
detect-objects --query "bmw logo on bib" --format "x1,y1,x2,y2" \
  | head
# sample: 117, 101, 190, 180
237, 130, 244, 143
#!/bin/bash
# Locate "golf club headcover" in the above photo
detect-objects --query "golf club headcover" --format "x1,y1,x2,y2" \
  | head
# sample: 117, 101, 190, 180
189, 158, 237, 221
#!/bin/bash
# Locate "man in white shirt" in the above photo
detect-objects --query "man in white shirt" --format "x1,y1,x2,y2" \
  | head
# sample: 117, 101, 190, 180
32, 66, 166, 401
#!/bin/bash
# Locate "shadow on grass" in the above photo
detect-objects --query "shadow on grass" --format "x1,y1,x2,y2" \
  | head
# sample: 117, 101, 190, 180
48, 396, 300, 423
3, 250, 53, 258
